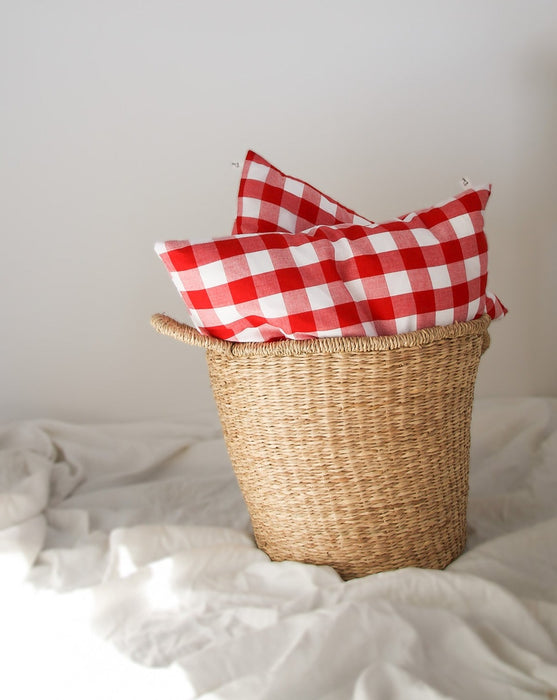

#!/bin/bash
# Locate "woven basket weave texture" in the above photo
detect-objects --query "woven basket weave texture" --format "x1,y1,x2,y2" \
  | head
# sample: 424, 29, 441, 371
151, 314, 490, 580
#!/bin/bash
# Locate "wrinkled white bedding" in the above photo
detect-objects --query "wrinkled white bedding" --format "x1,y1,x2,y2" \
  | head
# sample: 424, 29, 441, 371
1, 398, 557, 699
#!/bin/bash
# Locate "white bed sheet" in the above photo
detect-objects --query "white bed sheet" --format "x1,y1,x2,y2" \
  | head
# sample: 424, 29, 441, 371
1, 398, 557, 699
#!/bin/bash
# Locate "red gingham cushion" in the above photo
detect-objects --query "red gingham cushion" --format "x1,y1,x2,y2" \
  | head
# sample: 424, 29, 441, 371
232, 150, 372, 235
156, 186, 507, 342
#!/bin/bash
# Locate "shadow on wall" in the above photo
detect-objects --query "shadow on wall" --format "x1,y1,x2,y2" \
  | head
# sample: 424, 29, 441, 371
517, 48, 557, 395
481, 46, 557, 399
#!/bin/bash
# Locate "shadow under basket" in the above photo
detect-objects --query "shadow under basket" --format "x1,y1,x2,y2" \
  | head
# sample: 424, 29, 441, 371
151, 313, 491, 580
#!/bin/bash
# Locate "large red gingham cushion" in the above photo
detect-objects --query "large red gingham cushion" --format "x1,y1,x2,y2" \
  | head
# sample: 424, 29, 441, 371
156, 186, 507, 342
232, 150, 372, 235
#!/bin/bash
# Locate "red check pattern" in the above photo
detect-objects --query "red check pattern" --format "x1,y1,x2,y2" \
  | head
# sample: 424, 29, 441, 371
156, 186, 507, 342
232, 150, 372, 235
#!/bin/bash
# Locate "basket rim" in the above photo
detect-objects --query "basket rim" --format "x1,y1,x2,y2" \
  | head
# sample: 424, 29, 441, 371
151, 313, 491, 357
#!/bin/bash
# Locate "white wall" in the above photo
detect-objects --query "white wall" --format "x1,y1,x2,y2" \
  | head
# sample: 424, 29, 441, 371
2, 0, 556, 423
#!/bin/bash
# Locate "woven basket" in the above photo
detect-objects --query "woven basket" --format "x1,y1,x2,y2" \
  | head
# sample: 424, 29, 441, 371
151, 313, 491, 579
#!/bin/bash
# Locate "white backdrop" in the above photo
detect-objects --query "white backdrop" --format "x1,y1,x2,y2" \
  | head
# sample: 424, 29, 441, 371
1, 0, 556, 422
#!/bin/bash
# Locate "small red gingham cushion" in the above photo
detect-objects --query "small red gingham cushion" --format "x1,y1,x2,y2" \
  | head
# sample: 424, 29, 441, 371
232, 150, 372, 235
156, 185, 507, 342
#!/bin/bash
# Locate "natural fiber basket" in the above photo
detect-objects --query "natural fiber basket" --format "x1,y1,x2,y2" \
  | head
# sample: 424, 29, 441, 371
151, 313, 491, 580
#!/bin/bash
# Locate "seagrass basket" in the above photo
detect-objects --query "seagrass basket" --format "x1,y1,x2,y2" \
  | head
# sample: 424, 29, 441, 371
151, 313, 491, 580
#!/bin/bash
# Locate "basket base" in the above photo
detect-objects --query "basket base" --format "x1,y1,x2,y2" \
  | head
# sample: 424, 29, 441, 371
254, 508, 467, 580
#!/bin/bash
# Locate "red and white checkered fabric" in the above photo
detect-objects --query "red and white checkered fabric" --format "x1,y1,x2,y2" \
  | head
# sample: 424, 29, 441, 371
232, 150, 372, 235
156, 185, 507, 342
